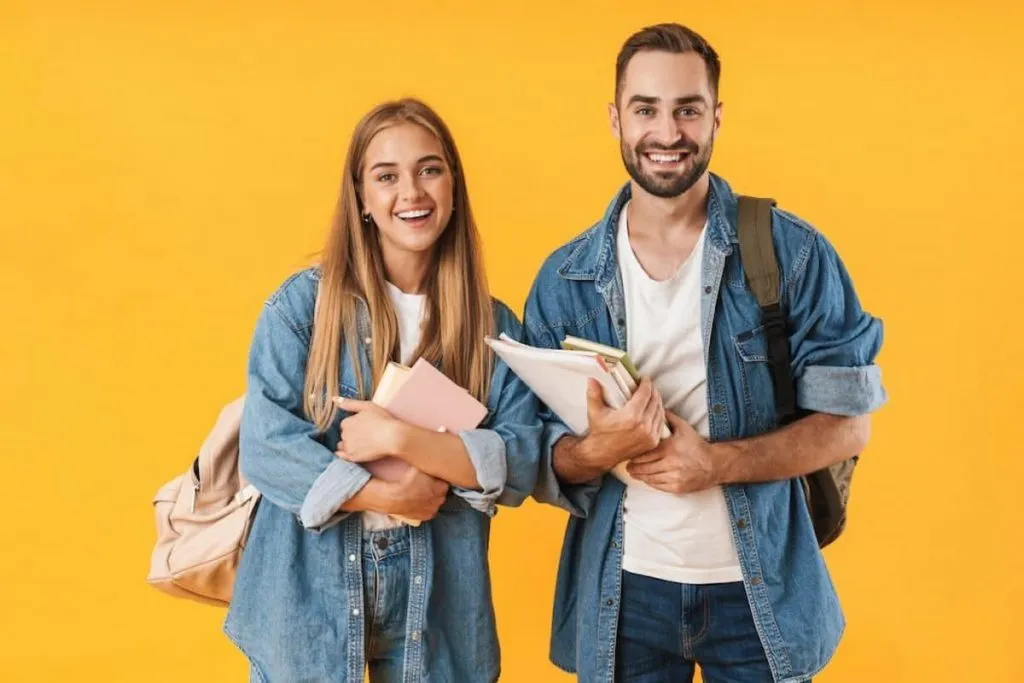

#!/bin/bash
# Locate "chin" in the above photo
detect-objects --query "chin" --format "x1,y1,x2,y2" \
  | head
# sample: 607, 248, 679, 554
396, 235, 442, 254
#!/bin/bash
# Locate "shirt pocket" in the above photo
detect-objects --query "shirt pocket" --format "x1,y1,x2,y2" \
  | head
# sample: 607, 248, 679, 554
732, 325, 777, 433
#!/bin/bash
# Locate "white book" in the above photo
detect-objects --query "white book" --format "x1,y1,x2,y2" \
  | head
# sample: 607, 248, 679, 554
485, 334, 670, 439
485, 334, 631, 435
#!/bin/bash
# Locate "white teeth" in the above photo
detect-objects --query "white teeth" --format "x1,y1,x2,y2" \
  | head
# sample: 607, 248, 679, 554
397, 209, 431, 219
647, 153, 682, 163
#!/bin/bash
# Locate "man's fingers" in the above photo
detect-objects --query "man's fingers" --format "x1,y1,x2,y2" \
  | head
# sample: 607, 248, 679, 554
627, 458, 674, 477
627, 377, 653, 409
629, 448, 665, 465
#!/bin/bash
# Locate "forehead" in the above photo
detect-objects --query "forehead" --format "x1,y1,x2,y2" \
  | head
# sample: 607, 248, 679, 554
363, 122, 445, 165
620, 51, 713, 103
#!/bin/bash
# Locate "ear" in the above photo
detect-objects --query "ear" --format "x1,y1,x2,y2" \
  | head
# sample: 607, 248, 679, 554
712, 100, 723, 140
608, 103, 621, 141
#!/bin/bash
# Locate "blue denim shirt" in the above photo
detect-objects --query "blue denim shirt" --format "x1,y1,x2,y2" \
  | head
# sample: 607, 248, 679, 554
525, 175, 886, 683
224, 268, 543, 683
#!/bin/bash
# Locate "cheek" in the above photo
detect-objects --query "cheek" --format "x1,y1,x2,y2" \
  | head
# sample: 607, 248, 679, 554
431, 178, 455, 213
362, 184, 392, 218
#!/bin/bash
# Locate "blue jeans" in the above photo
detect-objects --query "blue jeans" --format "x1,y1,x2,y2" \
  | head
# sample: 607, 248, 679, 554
362, 525, 412, 682
249, 525, 412, 683
615, 571, 804, 683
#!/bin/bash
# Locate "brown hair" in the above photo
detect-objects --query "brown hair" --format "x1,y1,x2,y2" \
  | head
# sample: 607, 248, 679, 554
304, 98, 494, 431
615, 24, 721, 103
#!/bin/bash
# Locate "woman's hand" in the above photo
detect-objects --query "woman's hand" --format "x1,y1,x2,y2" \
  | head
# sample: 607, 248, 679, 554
332, 397, 406, 464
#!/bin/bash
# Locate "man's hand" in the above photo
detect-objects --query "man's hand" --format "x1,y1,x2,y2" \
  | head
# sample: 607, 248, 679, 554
553, 377, 665, 484
626, 411, 719, 494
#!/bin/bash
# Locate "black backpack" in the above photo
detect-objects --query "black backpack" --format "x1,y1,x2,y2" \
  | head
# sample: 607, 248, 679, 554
736, 196, 857, 549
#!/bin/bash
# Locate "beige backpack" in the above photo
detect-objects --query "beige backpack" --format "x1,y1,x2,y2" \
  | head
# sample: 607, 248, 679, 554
147, 397, 259, 606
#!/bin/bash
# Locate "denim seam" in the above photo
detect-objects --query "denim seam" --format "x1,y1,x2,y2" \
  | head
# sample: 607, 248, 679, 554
367, 557, 383, 661
525, 306, 603, 337
264, 269, 307, 306
732, 490, 792, 680
690, 586, 712, 648
265, 299, 308, 342
601, 495, 627, 683
785, 230, 818, 303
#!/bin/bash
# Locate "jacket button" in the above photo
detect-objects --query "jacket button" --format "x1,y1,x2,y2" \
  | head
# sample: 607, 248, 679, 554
376, 537, 389, 550
751, 576, 762, 586
704, 286, 712, 294
606, 599, 614, 606
712, 404, 726, 415
737, 519, 746, 528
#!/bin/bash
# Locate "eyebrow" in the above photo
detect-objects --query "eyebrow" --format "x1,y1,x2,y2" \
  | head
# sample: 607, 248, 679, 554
369, 154, 445, 173
627, 94, 708, 107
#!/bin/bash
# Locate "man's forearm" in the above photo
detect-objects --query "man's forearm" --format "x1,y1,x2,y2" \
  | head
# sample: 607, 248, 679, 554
714, 413, 871, 485
553, 434, 610, 485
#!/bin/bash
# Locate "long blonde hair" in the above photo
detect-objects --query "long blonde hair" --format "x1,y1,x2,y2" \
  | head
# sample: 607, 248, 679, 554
304, 99, 494, 431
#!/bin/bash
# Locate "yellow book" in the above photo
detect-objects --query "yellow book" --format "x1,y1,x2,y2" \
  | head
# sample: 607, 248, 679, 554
371, 361, 412, 406
560, 335, 641, 383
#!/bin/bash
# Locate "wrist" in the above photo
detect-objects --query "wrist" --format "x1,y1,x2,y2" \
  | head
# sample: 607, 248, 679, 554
342, 478, 396, 514
582, 432, 627, 471
708, 441, 740, 486
388, 420, 414, 461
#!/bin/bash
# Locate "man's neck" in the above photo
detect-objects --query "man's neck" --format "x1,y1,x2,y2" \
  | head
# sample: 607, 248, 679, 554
627, 172, 711, 242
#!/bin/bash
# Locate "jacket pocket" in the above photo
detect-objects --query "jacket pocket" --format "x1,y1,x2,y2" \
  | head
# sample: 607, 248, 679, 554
732, 326, 776, 432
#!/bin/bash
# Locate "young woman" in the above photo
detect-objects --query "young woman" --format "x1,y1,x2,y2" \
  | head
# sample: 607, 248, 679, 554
224, 99, 542, 682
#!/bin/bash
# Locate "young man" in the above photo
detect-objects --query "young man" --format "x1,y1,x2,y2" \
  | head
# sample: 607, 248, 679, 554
526, 24, 886, 683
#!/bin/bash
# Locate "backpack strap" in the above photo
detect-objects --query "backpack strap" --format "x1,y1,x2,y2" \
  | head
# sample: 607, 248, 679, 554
736, 196, 797, 420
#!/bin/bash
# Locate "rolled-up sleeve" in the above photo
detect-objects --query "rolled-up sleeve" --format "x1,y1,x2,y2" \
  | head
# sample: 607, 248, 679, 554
787, 232, 887, 416
452, 429, 507, 515
451, 305, 544, 516
240, 302, 370, 532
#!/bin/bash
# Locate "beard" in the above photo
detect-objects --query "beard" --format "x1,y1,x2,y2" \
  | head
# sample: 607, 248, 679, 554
620, 134, 714, 199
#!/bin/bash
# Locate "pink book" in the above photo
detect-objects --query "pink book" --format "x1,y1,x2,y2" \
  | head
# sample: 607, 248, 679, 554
364, 358, 489, 482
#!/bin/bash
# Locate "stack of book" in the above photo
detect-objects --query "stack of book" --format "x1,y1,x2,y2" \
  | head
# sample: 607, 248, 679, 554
342, 357, 489, 525
485, 334, 670, 439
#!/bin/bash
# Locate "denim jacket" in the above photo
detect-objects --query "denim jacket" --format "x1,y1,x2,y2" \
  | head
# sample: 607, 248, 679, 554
224, 268, 543, 682
525, 175, 886, 683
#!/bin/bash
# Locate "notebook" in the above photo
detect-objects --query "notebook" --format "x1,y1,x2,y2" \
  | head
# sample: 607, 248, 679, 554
340, 358, 489, 526
561, 334, 641, 384
487, 334, 669, 438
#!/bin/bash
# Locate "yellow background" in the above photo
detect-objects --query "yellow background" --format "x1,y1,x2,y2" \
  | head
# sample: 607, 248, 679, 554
2, 0, 1022, 681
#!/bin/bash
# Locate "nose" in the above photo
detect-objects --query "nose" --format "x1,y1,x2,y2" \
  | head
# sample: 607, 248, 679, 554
398, 173, 425, 203
654, 110, 683, 148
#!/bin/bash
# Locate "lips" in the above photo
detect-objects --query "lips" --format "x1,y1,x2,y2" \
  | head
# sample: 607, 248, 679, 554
394, 207, 434, 227
642, 150, 691, 166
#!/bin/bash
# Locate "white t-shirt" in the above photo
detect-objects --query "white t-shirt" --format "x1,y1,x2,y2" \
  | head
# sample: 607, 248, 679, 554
612, 202, 743, 584
360, 282, 427, 531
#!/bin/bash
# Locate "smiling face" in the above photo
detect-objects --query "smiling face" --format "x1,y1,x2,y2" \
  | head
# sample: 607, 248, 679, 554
359, 121, 455, 261
610, 50, 722, 199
